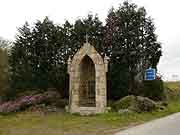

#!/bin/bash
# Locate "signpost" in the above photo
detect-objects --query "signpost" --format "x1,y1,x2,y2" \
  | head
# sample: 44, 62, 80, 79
145, 68, 156, 80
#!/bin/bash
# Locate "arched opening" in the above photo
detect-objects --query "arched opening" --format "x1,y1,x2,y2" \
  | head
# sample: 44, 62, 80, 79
79, 55, 96, 107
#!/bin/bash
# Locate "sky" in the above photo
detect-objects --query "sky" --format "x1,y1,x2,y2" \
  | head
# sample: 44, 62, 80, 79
0, 0, 180, 81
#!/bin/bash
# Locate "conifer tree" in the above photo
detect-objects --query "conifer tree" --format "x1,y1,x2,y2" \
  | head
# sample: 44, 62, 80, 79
104, 1, 162, 96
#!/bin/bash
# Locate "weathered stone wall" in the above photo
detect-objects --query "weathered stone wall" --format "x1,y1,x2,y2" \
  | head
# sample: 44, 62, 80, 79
68, 43, 109, 115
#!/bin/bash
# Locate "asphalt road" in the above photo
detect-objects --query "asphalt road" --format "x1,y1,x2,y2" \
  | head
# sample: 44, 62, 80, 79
115, 112, 180, 135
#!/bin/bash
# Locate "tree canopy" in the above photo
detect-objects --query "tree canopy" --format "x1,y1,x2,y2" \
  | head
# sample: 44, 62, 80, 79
9, 15, 105, 97
9, 18, 66, 94
104, 1, 162, 97
8, 1, 162, 99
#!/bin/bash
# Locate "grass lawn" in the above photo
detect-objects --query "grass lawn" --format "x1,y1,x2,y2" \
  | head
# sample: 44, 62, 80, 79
164, 81, 180, 91
0, 82, 180, 135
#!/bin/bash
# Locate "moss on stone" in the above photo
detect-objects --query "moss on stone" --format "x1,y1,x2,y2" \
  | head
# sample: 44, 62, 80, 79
112, 95, 158, 113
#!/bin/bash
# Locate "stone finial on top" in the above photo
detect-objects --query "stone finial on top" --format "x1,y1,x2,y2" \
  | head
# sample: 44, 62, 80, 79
85, 34, 89, 44
84, 34, 91, 54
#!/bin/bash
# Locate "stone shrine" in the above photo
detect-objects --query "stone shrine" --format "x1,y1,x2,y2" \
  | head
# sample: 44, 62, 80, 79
67, 40, 109, 115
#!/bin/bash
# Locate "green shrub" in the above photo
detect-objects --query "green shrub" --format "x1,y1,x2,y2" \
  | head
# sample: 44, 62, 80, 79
108, 63, 129, 100
0, 91, 61, 114
142, 79, 165, 101
0, 49, 9, 101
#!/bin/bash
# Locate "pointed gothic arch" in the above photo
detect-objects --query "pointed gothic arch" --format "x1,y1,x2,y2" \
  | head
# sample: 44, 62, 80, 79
79, 55, 96, 107
67, 42, 109, 115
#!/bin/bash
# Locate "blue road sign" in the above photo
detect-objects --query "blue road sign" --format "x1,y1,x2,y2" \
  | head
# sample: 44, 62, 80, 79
145, 68, 156, 80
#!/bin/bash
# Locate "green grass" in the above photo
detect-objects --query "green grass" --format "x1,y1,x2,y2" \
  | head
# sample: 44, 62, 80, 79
164, 81, 180, 101
0, 82, 180, 135
164, 81, 180, 91
0, 100, 180, 135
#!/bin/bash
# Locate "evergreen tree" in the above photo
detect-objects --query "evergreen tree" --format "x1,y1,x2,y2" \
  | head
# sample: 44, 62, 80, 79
9, 17, 66, 95
9, 15, 105, 97
9, 5, 162, 99
104, 1, 162, 97
0, 48, 9, 100
72, 14, 105, 56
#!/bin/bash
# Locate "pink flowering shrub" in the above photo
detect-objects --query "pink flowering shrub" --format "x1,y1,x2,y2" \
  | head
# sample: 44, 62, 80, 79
0, 91, 61, 114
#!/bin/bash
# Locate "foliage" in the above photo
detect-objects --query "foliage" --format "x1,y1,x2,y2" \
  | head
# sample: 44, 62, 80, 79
9, 15, 104, 98
0, 49, 9, 100
9, 18, 67, 96
0, 37, 11, 100
72, 14, 104, 55
104, 1, 162, 96
108, 60, 129, 99
9, 1, 162, 100
0, 91, 61, 114
142, 79, 165, 101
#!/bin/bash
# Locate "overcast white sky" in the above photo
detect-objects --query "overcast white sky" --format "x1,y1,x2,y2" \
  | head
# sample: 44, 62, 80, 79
0, 0, 180, 81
